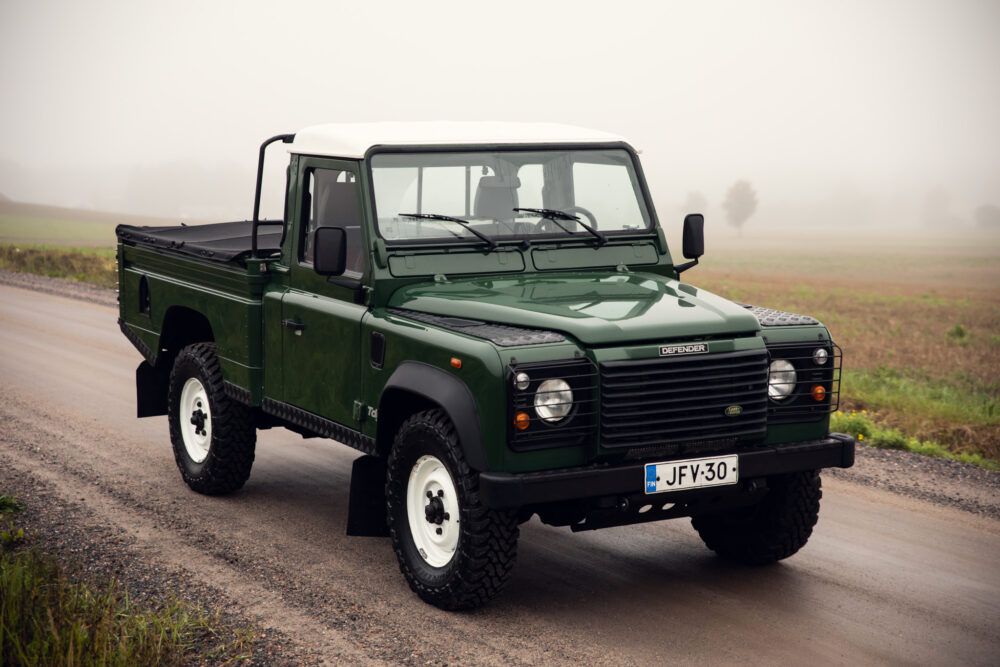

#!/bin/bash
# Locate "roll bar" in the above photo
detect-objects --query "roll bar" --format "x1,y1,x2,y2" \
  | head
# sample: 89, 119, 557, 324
251, 133, 295, 258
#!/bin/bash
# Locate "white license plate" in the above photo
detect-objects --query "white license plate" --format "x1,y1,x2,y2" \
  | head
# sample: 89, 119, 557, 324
644, 455, 739, 494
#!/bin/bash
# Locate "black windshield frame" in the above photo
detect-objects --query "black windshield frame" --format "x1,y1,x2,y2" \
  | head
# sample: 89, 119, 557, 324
365, 142, 659, 248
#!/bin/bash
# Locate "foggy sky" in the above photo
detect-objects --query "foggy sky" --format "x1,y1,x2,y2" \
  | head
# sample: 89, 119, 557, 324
1, 0, 998, 227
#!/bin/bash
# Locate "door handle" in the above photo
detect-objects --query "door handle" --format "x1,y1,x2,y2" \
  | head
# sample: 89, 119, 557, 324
282, 318, 305, 335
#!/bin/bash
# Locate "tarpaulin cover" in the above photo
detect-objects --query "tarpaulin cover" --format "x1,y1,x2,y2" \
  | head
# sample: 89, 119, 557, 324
115, 220, 283, 262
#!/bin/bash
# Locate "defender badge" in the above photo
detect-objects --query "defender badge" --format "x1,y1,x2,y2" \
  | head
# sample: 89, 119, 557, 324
725, 405, 743, 417
659, 343, 708, 356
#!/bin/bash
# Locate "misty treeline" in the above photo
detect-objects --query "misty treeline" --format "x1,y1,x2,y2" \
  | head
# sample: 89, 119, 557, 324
679, 181, 1000, 233
683, 183, 759, 236
0, 158, 996, 231
680, 180, 759, 235
0, 159, 278, 223
923, 187, 1000, 229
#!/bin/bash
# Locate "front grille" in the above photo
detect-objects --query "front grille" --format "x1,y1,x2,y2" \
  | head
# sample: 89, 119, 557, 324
600, 350, 769, 450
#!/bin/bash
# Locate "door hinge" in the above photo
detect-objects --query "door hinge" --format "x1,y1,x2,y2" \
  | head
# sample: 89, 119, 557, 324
353, 400, 365, 422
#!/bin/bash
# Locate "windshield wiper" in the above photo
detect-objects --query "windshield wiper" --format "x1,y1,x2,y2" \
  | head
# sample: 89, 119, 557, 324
400, 213, 497, 250
513, 207, 607, 245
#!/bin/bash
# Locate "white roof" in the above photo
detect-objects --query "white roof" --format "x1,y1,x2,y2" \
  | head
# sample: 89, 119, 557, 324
289, 121, 632, 159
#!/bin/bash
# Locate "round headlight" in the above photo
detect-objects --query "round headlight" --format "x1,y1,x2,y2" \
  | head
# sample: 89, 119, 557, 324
534, 379, 573, 422
812, 348, 829, 365
768, 360, 797, 401
514, 372, 531, 391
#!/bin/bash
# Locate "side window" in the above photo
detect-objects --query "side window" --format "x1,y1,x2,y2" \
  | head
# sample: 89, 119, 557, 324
300, 168, 366, 277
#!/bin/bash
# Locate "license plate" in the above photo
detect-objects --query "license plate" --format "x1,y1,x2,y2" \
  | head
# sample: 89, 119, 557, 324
644, 455, 739, 494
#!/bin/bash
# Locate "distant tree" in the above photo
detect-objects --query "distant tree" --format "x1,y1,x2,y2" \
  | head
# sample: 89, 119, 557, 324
722, 180, 757, 236
975, 204, 1000, 229
682, 190, 708, 215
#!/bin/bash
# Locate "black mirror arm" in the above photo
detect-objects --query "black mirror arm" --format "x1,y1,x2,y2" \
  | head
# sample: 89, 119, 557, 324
326, 276, 366, 304
675, 258, 699, 274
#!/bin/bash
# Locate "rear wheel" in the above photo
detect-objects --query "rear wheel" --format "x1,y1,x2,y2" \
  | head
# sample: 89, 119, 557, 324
691, 470, 821, 564
386, 409, 519, 610
168, 343, 256, 495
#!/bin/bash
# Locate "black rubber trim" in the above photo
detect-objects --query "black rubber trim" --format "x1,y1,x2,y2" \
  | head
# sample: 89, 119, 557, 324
478, 433, 855, 510
223, 381, 252, 405
261, 397, 376, 455
379, 361, 487, 471
387, 308, 565, 347
119, 318, 155, 364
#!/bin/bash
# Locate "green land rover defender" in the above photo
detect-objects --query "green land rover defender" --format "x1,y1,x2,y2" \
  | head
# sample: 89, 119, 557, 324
116, 122, 854, 610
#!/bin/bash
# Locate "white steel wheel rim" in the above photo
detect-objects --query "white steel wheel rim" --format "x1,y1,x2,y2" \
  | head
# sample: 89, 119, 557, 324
179, 377, 212, 463
406, 455, 460, 568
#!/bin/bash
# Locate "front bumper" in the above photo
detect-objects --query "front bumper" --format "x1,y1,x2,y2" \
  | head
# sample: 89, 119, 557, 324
479, 433, 855, 510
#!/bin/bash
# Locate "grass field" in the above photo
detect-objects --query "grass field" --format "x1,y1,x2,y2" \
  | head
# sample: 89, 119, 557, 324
2, 203, 998, 463
0, 215, 118, 246
1, 495, 255, 664
0, 200, 175, 247
0, 244, 117, 287
693, 227, 1000, 462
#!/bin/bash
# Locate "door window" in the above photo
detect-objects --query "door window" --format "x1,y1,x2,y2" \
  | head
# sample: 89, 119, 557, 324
300, 168, 366, 277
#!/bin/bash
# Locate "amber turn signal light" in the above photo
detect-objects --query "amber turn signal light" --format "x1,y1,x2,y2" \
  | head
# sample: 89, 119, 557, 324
811, 385, 826, 402
514, 411, 530, 430
450, 357, 462, 369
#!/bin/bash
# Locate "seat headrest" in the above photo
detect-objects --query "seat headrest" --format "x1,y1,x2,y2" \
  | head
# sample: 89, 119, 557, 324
474, 175, 519, 220
319, 181, 361, 228
477, 175, 521, 189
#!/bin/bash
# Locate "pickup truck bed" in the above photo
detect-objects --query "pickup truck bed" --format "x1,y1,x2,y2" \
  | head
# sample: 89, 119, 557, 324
116, 221, 278, 406
116, 220, 282, 262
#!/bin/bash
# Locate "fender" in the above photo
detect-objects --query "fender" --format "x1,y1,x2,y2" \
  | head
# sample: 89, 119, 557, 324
378, 361, 488, 471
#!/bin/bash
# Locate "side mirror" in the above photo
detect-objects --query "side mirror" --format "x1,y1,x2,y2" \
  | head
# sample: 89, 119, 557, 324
314, 227, 347, 276
675, 214, 704, 274
682, 213, 705, 260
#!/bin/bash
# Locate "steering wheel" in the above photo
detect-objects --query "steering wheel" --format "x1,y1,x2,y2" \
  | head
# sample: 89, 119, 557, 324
533, 206, 599, 233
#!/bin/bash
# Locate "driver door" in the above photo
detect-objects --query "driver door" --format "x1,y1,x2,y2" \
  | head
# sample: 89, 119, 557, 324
280, 159, 368, 427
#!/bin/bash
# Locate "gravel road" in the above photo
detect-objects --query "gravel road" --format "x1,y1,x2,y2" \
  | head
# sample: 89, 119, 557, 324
2, 272, 998, 665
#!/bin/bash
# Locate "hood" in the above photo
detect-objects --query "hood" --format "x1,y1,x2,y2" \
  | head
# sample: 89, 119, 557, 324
388, 272, 761, 345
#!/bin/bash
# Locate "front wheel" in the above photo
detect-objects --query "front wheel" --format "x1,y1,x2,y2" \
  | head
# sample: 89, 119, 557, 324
691, 470, 822, 564
386, 409, 519, 610
168, 343, 256, 495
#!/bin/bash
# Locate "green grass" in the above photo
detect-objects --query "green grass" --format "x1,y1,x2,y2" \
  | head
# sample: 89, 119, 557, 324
0, 243, 116, 288
842, 367, 999, 427
0, 496, 25, 515
0, 498, 256, 665
0, 214, 117, 246
1, 550, 253, 665
839, 367, 1000, 463
831, 410, 999, 471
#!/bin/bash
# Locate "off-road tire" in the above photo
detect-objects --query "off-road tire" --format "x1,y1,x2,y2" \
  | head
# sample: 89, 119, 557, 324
168, 342, 256, 495
386, 409, 519, 610
691, 470, 822, 564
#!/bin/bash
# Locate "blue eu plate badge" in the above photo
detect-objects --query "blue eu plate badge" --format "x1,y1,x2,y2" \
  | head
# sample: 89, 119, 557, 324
645, 465, 658, 493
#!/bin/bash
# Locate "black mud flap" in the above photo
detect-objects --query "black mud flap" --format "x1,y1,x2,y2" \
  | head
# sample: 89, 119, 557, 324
346, 455, 389, 537
136, 361, 169, 418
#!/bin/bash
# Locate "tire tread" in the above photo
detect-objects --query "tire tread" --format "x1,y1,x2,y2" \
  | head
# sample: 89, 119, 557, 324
386, 409, 518, 610
691, 470, 821, 564
168, 342, 255, 495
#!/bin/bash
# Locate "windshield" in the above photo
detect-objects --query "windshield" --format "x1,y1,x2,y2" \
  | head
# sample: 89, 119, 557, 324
370, 148, 652, 244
